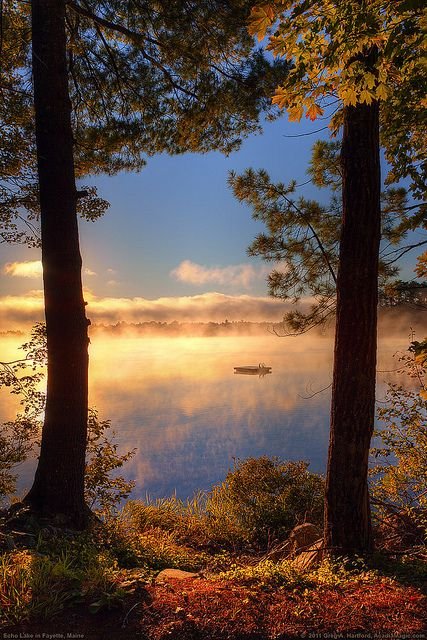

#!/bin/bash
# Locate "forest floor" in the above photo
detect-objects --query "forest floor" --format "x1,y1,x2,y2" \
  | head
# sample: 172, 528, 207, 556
4, 571, 427, 639
1, 479, 427, 640
2, 520, 426, 640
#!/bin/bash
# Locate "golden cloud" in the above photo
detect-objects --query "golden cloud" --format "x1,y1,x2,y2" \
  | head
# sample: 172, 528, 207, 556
3, 261, 98, 280
4, 260, 43, 278
0, 290, 287, 328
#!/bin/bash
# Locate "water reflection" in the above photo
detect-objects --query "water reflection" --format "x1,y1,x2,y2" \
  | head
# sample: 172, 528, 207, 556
0, 332, 413, 501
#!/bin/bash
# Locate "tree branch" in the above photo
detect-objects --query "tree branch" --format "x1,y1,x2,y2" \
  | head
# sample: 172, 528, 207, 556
67, 1, 198, 99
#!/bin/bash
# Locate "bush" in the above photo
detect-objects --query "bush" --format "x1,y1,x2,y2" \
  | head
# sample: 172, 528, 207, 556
208, 457, 324, 546
125, 458, 324, 551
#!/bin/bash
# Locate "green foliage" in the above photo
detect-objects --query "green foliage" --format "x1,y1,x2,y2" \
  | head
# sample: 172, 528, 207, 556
121, 493, 226, 553
0, 533, 130, 624
125, 458, 324, 550
371, 340, 427, 551
0, 419, 38, 506
217, 556, 378, 590
1, 0, 286, 246
210, 457, 324, 545
85, 409, 136, 516
229, 142, 411, 333
0, 324, 46, 503
230, 164, 338, 333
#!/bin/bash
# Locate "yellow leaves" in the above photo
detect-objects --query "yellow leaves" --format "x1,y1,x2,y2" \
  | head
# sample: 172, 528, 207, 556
306, 103, 324, 121
272, 91, 323, 122
272, 88, 288, 110
364, 73, 376, 90
360, 89, 374, 105
288, 105, 304, 122
339, 87, 358, 107
370, 35, 386, 49
249, 0, 417, 120
375, 84, 389, 100
248, 4, 275, 41
267, 35, 288, 57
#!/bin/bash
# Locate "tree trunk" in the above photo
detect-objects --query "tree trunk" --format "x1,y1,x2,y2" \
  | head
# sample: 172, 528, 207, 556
324, 101, 381, 554
24, 0, 89, 528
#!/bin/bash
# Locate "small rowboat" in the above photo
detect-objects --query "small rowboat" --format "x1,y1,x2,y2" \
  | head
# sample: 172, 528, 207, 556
234, 363, 272, 375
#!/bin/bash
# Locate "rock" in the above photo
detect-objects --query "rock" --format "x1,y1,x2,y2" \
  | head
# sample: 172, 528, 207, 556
155, 568, 199, 582
292, 539, 324, 570
289, 523, 321, 553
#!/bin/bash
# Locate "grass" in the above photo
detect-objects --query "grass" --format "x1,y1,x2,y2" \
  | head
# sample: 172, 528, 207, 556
1, 501, 426, 636
0, 537, 130, 624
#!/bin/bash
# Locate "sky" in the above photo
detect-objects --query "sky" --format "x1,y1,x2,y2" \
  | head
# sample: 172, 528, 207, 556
0, 114, 422, 329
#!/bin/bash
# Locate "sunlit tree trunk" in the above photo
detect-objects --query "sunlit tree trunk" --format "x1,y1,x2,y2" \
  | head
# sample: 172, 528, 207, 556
24, 0, 89, 527
325, 101, 381, 553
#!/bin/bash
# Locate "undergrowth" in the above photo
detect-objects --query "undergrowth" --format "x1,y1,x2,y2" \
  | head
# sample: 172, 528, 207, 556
216, 556, 381, 591
123, 457, 324, 551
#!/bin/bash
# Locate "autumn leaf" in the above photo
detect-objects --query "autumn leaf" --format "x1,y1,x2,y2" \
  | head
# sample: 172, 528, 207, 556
248, 5, 275, 41
340, 87, 358, 106
364, 73, 376, 90
376, 84, 389, 100
272, 88, 288, 109
288, 105, 304, 121
360, 89, 374, 104
306, 103, 324, 121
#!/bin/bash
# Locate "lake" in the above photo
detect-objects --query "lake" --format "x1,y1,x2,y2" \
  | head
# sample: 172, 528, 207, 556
0, 327, 417, 501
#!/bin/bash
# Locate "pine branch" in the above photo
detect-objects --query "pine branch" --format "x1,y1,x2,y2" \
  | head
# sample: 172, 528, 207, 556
68, 1, 199, 99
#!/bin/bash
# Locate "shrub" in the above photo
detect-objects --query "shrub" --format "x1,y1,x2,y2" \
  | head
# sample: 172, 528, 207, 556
125, 458, 324, 551
207, 457, 324, 547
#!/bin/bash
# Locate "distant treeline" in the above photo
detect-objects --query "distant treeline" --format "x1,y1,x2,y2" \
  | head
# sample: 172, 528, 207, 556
1, 303, 424, 339
93, 306, 425, 338
90, 320, 278, 337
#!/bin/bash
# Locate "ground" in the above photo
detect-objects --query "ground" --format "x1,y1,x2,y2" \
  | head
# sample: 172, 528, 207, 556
4, 573, 426, 639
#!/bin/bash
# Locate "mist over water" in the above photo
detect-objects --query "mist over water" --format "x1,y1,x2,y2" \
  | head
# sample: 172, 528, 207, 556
0, 313, 423, 501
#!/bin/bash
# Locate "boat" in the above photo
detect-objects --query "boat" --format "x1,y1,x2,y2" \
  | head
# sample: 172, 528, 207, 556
234, 363, 272, 376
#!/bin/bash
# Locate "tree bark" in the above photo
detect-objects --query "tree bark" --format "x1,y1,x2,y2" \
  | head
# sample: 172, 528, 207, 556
324, 101, 381, 554
24, 0, 89, 527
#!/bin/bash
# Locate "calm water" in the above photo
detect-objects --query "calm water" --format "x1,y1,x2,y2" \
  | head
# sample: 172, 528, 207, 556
0, 330, 414, 500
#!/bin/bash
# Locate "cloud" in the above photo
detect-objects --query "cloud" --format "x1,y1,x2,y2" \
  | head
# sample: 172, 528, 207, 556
171, 260, 270, 289
4, 261, 42, 278
0, 290, 45, 326
86, 291, 287, 323
0, 290, 288, 328
3, 261, 98, 279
